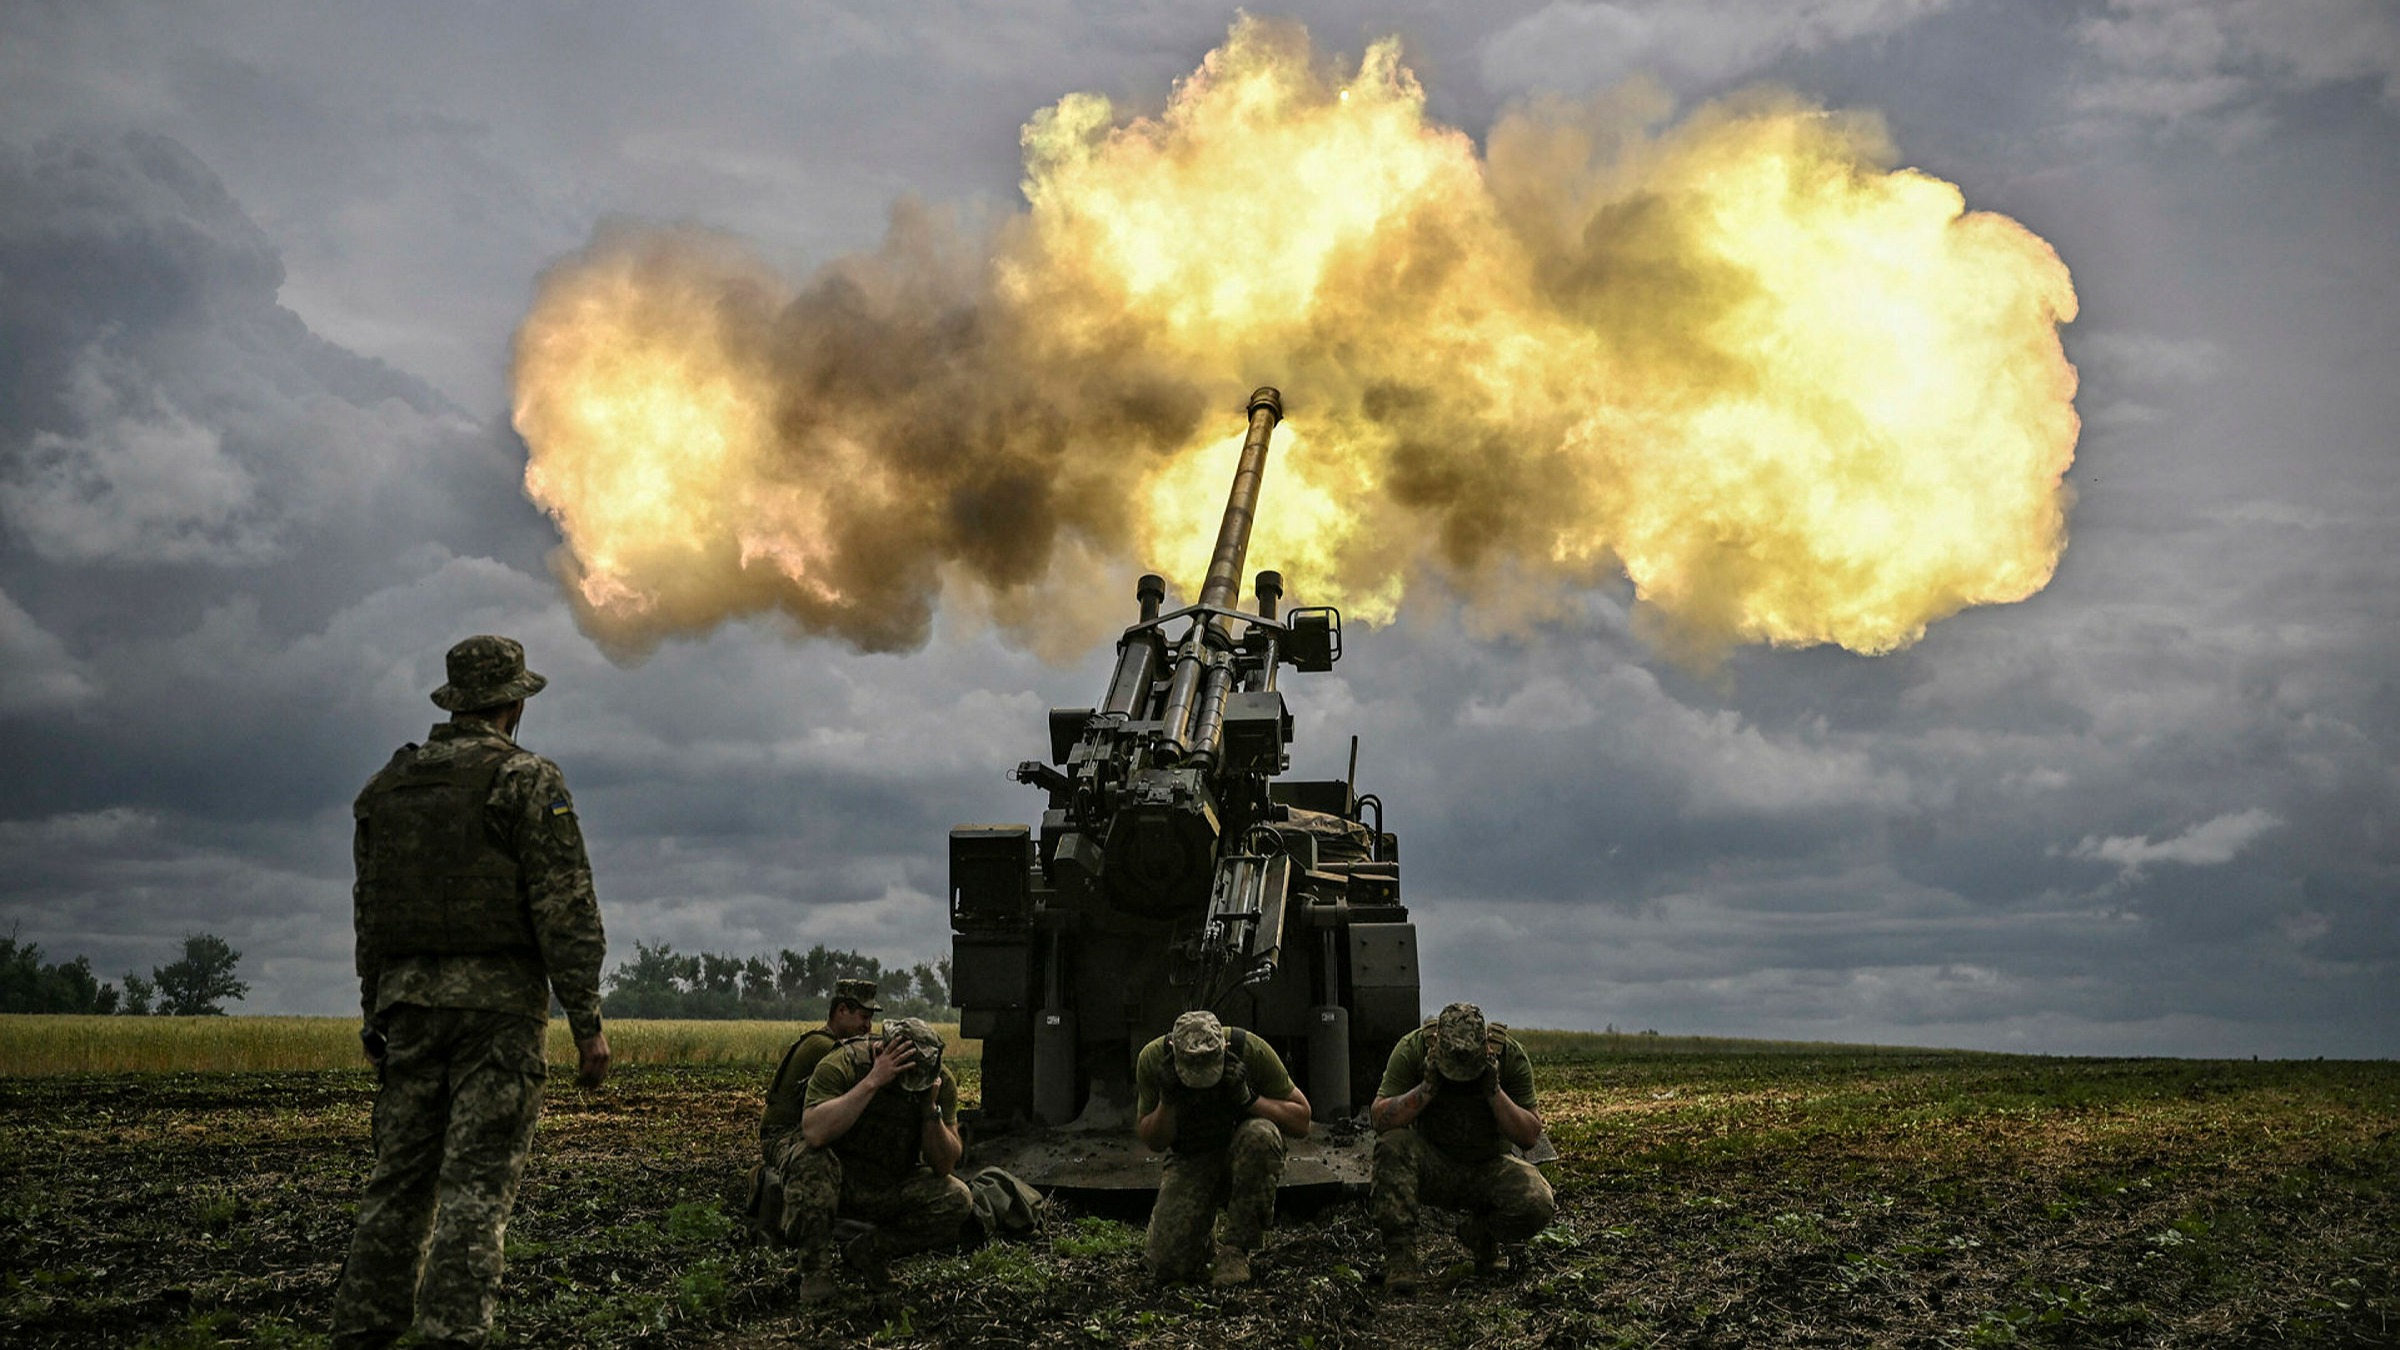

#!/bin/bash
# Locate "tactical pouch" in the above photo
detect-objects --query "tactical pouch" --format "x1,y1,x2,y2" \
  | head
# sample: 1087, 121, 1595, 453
742, 1162, 787, 1245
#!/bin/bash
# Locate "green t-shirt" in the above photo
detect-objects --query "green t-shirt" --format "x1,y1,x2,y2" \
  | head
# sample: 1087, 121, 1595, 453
1377, 1025, 1537, 1109
757, 1027, 842, 1153
1134, 1028, 1295, 1117
805, 1036, 962, 1125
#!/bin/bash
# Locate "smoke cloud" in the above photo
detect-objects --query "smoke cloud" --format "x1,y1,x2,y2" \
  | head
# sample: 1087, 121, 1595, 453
513, 17, 2078, 662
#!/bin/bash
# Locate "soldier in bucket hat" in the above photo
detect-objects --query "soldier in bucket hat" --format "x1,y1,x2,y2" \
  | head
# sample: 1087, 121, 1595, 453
783, 1016, 972, 1300
1367, 1002, 1553, 1296
1134, 1010, 1312, 1286
332, 636, 610, 1348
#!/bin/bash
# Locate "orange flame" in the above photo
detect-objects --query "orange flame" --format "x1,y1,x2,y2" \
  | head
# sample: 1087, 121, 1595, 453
512, 17, 2077, 660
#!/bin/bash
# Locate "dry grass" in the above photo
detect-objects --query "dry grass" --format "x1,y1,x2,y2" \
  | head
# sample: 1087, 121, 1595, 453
0, 1015, 972, 1076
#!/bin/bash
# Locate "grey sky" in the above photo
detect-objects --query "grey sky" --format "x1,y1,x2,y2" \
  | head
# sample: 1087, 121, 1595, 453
1, 0, 2393, 1057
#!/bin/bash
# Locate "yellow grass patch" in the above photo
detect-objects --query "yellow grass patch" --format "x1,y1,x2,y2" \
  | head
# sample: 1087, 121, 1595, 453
0, 1015, 974, 1076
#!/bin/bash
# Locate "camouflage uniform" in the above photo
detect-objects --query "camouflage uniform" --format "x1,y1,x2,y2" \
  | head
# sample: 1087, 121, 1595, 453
1371, 1006, 1554, 1266
1135, 1013, 1297, 1283
750, 979, 880, 1239
781, 1020, 972, 1266
331, 637, 606, 1350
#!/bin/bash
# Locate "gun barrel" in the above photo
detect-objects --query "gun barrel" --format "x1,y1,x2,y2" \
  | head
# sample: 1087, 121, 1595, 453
1198, 388, 1283, 612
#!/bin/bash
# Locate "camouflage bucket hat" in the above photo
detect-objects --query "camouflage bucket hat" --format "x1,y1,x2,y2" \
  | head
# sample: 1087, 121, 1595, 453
1432, 1002, 1489, 1080
1169, 1010, 1228, 1088
886, 1017, 944, 1094
832, 978, 882, 1014
431, 635, 548, 712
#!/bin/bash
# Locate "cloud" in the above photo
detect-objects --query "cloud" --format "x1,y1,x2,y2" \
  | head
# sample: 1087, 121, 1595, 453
1480, 0, 1954, 96
2073, 0, 2400, 133
0, 586, 95, 714
2070, 807, 2283, 878
0, 131, 490, 583
0, 5, 2392, 1058
2075, 331, 2224, 389
4, 346, 266, 564
2069, 329, 2225, 432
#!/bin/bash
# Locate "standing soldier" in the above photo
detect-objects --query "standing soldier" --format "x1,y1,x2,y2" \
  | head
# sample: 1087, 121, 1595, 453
1369, 1001, 1553, 1296
331, 635, 610, 1350
1134, 1010, 1312, 1287
785, 1016, 973, 1301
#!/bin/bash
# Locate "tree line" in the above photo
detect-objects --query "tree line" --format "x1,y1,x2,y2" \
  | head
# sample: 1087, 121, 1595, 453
0, 933, 250, 1016
601, 941, 955, 1021
3, 930, 952, 1023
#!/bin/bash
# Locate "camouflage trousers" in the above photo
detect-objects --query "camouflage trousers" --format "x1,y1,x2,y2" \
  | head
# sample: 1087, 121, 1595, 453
1370, 1128, 1555, 1248
771, 1140, 974, 1267
329, 1006, 547, 1349
1145, 1117, 1286, 1282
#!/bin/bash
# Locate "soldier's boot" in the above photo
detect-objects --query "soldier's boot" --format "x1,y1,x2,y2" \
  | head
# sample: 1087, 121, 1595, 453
1209, 1241, 1252, 1288
835, 1219, 892, 1291
1458, 1215, 1500, 1277
1383, 1242, 1421, 1297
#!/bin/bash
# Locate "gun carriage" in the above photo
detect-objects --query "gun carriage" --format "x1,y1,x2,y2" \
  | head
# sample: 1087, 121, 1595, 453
947, 388, 1420, 1188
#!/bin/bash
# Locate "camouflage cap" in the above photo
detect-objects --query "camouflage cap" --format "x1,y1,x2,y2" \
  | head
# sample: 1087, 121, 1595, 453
1168, 1010, 1228, 1088
885, 1017, 944, 1094
831, 978, 881, 1014
430, 635, 548, 712
1431, 1002, 1489, 1080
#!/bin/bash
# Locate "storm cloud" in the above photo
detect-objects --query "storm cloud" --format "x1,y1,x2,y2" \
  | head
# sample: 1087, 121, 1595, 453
0, 0, 2393, 1057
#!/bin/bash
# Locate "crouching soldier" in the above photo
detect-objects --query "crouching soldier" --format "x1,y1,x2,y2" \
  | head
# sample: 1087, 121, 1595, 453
1136, 1010, 1311, 1286
784, 1017, 972, 1300
1369, 1002, 1554, 1295
758, 978, 882, 1170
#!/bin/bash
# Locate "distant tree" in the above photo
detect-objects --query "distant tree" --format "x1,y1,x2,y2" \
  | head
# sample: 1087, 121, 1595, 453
122, 972, 155, 1016
740, 956, 775, 1003
773, 947, 810, 1000
908, 960, 950, 1010
598, 941, 949, 1020
152, 934, 248, 1016
603, 940, 690, 1019
0, 935, 122, 1014
697, 951, 744, 996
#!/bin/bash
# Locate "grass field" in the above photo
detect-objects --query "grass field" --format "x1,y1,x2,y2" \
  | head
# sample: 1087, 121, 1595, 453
0, 1015, 973, 1075
0, 1023, 2393, 1347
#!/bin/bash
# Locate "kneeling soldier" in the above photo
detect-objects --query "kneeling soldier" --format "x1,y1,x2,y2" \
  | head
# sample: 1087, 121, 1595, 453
1136, 1010, 1312, 1286
1369, 1002, 1554, 1294
785, 1017, 972, 1300
759, 977, 882, 1171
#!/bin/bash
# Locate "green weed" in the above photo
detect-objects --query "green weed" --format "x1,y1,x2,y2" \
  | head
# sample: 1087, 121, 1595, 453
1053, 1215, 1142, 1258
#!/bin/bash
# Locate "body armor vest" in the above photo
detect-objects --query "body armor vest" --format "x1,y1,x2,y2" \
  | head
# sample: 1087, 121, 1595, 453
1164, 1028, 1251, 1155
759, 1028, 839, 1145
354, 739, 539, 961
1414, 1022, 1511, 1162
832, 1037, 930, 1178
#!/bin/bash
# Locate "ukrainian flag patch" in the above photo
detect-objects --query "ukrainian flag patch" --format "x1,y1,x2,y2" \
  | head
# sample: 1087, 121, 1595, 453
549, 799, 573, 816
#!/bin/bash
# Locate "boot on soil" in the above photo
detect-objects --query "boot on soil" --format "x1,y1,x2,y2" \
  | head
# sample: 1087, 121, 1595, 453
796, 1267, 840, 1304
832, 1218, 892, 1291
1457, 1215, 1500, 1277
1383, 1242, 1421, 1298
1210, 1241, 1252, 1287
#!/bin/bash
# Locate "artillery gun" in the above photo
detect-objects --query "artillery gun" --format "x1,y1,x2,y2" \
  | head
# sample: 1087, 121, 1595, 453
947, 387, 1419, 1189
